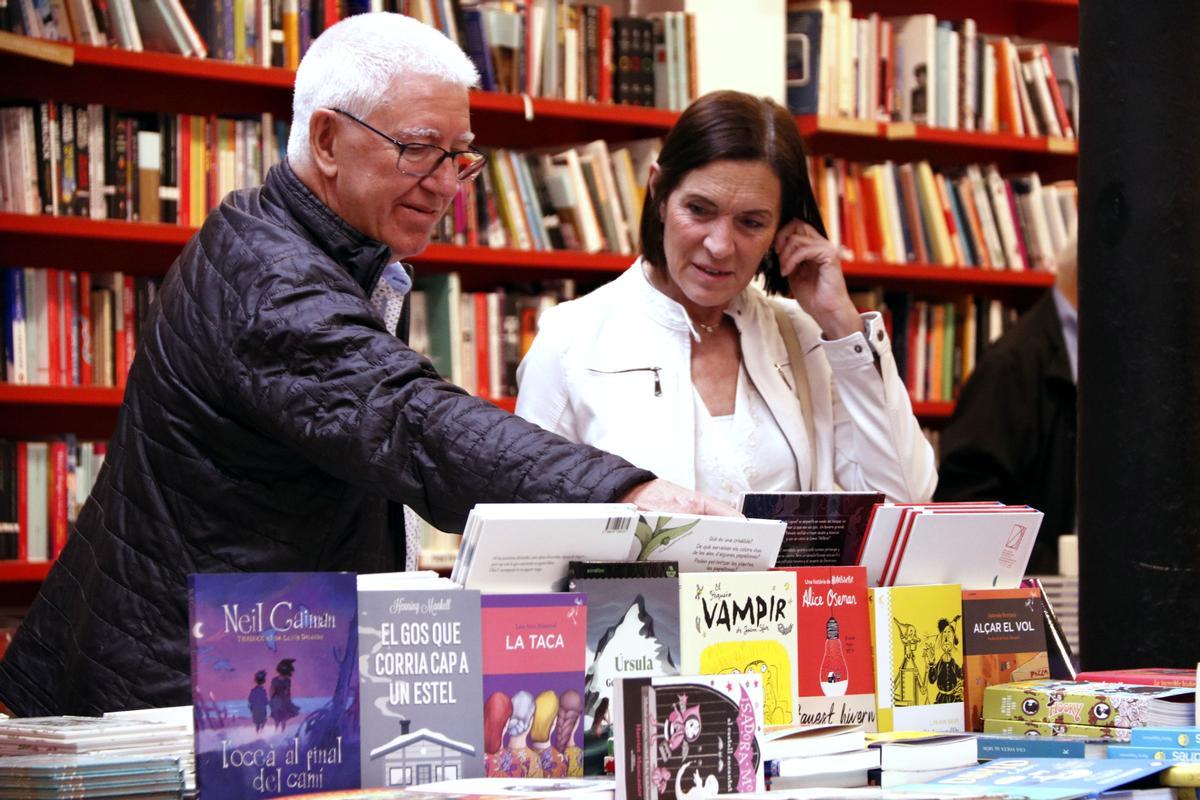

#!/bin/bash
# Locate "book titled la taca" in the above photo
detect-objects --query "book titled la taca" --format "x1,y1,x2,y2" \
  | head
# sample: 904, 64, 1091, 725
189, 572, 360, 799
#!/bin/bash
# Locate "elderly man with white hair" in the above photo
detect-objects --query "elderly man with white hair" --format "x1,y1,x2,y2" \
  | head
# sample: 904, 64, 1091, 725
0, 13, 726, 717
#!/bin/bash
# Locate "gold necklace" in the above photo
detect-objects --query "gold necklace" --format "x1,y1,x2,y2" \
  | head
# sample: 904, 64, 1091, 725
694, 317, 720, 335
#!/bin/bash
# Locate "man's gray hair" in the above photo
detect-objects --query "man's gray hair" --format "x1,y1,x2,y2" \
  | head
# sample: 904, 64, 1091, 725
288, 12, 479, 168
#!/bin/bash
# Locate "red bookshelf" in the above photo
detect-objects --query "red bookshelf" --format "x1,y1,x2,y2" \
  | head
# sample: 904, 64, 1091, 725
0, 562, 53, 584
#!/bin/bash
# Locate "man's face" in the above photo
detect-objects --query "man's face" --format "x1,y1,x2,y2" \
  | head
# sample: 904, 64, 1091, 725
330, 76, 472, 259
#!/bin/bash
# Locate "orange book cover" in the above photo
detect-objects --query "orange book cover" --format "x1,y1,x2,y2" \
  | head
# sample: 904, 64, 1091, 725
993, 37, 1023, 135
955, 175, 992, 268
846, 165, 874, 262
49, 440, 68, 558
962, 588, 1050, 731
857, 165, 885, 263
45, 269, 62, 386
474, 292, 491, 400
928, 303, 945, 403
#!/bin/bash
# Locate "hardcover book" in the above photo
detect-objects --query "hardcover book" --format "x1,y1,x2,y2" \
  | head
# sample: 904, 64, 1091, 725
1075, 668, 1196, 688
1131, 727, 1200, 750
868, 583, 965, 733
962, 587, 1050, 731
738, 491, 882, 567
678, 572, 799, 728
778, 566, 876, 731
357, 581, 485, 788
613, 673, 765, 799
569, 571, 680, 775
983, 678, 1195, 729
189, 572, 360, 798
480, 593, 588, 779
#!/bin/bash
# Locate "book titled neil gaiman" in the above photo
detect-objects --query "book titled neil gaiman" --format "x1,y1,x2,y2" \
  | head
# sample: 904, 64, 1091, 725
189, 572, 360, 799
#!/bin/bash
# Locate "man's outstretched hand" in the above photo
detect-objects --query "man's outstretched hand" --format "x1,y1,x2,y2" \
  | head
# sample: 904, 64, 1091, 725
619, 479, 741, 517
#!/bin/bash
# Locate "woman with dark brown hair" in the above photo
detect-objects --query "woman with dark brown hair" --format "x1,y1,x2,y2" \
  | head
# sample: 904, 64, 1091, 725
516, 91, 935, 506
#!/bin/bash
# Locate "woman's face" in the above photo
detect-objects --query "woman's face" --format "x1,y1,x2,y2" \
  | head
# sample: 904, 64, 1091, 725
653, 158, 782, 316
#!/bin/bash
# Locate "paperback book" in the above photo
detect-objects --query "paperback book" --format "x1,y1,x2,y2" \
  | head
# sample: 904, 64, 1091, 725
982, 678, 1195, 729
358, 580, 485, 788
678, 572, 799, 728
613, 673, 765, 799
886, 756, 1169, 799
570, 567, 681, 775
1075, 668, 1196, 688
867, 583, 965, 733
189, 572, 360, 798
778, 566, 876, 731
961, 587, 1049, 731
982, 718, 1133, 741
738, 491, 882, 567
480, 593, 588, 779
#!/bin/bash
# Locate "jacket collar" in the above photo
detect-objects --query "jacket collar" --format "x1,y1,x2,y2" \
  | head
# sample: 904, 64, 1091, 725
266, 160, 394, 294
630, 257, 760, 341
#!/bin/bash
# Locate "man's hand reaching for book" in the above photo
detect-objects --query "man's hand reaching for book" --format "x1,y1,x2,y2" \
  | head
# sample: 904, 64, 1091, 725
619, 479, 741, 517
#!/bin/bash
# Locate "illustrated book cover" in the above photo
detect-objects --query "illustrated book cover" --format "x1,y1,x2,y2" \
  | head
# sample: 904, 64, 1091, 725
613, 673, 764, 799
479, 593, 588, 779
189, 571, 359, 798
358, 581, 485, 788
738, 491, 882, 567
982, 678, 1195, 729
961, 587, 1050, 732
867, 583, 965, 733
777, 566, 876, 731
678, 572, 799, 728
569, 571, 681, 775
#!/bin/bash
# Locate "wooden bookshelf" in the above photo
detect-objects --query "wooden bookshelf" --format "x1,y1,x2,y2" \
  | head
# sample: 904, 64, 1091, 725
1, 0, 1076, 583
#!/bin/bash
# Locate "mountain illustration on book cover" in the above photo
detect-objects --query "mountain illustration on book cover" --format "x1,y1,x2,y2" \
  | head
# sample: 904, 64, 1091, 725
358, 586, 485, 788
572, 574, 680, 775
189, 572, 360, 799
480, 593, 588, 780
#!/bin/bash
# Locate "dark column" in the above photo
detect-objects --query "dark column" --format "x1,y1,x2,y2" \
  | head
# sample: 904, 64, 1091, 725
1077, 0, 1200, 668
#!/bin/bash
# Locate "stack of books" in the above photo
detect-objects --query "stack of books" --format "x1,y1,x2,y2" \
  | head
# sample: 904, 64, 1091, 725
760, 724, 877, 791
0, 715, 190, 798
982, 678, 1196, 742
868, 732, 978, 788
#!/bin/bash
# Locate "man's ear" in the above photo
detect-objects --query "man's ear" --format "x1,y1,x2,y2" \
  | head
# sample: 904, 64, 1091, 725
309, 108, 340, 178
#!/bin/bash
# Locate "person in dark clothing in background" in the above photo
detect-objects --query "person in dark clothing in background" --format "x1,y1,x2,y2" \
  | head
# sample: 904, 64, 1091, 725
935, 236, 1078, 575
0, 13, 731, 718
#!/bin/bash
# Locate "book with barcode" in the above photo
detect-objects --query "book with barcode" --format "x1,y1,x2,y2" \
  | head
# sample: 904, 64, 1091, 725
452, 505, 785, 593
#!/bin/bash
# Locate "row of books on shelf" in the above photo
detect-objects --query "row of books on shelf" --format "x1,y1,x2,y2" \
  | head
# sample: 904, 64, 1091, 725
0, 436, 106, 562
1, 268, 160, 387
812, 158, 1077, 272
0, 102, 289, 225
788, 3, 1080, 140
5, 0, 702, 111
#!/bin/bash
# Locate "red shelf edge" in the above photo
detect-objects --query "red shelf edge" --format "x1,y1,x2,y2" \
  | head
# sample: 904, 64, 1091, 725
913, 400, 955, 419
0, 561, 53, 583
0, 385, 124, 406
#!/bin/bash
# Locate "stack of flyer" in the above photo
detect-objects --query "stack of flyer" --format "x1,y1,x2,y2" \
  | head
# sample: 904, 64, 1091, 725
0, 716, 190, 798
452, 503, 785, 592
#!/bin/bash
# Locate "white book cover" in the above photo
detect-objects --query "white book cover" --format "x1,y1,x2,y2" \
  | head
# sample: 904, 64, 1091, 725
965, 164, 1006, 269
889, 14, 937, 125
856, 501, 1001, 587
635, 512, 785, 573
984, 165, 1026, 270
885, 507, 1044, 589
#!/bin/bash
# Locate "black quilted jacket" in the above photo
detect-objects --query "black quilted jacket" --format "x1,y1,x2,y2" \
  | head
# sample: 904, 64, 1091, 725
0, 162, 653, 716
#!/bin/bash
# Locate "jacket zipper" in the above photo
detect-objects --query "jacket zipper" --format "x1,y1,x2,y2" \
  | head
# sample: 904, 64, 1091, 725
587, 366, 663, 397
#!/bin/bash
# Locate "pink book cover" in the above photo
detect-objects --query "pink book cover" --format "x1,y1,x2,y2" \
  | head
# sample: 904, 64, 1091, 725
480, 593, 588, 779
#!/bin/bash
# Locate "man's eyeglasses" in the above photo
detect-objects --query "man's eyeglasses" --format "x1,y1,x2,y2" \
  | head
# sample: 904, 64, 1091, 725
330, 108, 488, 182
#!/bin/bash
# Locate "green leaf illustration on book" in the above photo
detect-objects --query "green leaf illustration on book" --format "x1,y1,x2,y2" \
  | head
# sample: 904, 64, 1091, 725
635, 515, 700, 560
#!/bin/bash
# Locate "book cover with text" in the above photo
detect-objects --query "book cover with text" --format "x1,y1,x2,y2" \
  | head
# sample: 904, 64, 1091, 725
480, 593, 588, 779
357, 586, 485, 788
868, 583, 965, 733
740, 491, 882, 567
962, 587, 1049, 731
189, 572, 359, 798
778, 566, 876, 731
678, 572, 799, 728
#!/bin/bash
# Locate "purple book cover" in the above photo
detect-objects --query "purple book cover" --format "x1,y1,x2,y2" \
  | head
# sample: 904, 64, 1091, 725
479, 593, 588, 780
189, 572, 360, 798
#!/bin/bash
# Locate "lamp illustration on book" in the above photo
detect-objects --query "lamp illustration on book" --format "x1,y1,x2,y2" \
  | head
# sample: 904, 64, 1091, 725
819, 617, 849, 696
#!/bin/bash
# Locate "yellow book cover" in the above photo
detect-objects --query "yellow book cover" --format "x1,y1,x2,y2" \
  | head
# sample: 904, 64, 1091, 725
868, 583, 965, 733
679, 572, 799, 728
915, 161, 955, 266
